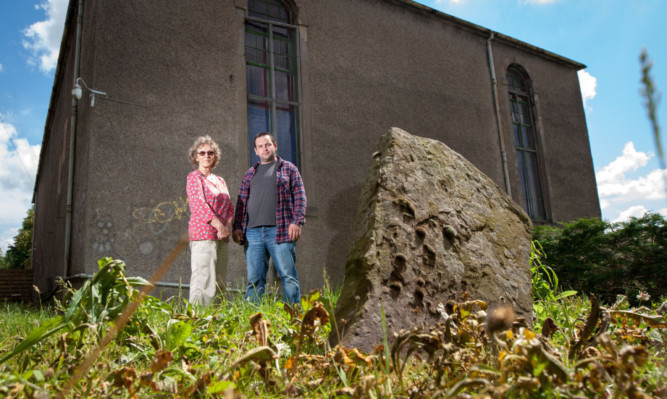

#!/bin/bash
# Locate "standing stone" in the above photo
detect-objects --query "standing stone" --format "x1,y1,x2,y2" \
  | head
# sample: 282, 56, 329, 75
331, 127, 533, 352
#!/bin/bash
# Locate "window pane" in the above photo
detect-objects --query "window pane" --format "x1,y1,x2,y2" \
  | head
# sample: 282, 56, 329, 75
516, 151, 528, 211
250, 0, 290, 23
246, 29, 268, 63
246, 65, 269, 97
520, 101, 531, 125
513, 125, 521, 146
269, 4, 280, 18
523, 126, 535, 149
275, 71, 294, 101
246, 21, 268, 35
247, 100, 271, 165
276, 103, 298, 165
508, 71, 525, 91
245, 47, 256, 63
273, 26, 292, 40
510, 100, 518, 124
245, 30, 254, 46
525, 152, 546, 219
249, 0, 266, 18
517, 149, 546, 220
273, 39, 284, 54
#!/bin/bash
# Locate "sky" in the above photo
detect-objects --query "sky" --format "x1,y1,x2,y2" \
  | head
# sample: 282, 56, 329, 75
1, 0, 666, 252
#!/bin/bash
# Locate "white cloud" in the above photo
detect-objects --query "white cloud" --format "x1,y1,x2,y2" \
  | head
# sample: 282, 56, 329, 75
612, 206, 667, 224
22, 0, 69, 73
0, 64, 4, 73
599, 198, 610, 210
612, 205, 649, 223
0, 116, 40, 252
598, 167, 666, 201
578, 70, 597, 108
597, 141, 667, 223
596, 142, 651, 185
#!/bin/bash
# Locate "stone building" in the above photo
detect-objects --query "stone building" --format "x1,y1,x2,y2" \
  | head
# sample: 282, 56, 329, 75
32, 0, 600, 294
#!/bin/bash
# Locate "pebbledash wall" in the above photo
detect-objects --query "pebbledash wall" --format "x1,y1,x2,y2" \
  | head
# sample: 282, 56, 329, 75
32, 0, 600, 295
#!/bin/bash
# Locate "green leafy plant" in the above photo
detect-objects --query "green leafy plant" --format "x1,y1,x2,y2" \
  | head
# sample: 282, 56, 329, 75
530, 240, 577, 337
0, 257, 151, 365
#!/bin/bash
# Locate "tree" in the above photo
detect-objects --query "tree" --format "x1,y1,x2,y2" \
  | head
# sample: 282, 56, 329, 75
0, 248, 7, 269
534, 213, 667, 305
3, 207, 34, 269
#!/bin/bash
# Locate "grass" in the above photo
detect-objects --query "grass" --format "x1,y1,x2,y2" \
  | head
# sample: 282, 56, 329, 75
0, 259, 665, 398
0, 302, 53, 348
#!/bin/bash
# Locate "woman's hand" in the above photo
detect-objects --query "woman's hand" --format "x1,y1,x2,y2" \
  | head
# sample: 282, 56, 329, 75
211, 218, 230, 240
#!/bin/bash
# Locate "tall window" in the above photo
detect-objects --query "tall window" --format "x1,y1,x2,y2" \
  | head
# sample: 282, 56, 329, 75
245, 0, 300, 166
507, 67, 546, 221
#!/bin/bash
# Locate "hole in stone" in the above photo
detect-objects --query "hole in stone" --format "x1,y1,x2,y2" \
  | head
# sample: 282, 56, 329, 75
422, 244, 436, 267
415, 226, 426, 240
393, 197, 416, 219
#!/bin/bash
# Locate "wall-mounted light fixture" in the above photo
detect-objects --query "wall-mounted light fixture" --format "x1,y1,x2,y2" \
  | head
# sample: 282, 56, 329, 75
72, 77, 107, 107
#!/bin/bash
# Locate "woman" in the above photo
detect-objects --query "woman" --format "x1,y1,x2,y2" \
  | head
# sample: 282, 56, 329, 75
186, 135, 233, 306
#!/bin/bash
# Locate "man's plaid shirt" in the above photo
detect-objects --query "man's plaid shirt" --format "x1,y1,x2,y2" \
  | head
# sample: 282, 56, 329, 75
233, 157, 306, 244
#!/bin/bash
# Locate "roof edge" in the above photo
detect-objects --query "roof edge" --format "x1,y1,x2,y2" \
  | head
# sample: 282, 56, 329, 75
389, 0, 587, 70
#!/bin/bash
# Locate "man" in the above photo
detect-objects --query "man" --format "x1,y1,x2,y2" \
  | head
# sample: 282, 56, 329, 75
232, 132, 306, 304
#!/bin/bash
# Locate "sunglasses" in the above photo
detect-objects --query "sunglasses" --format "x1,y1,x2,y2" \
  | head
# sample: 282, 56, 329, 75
198, 151, 215, 157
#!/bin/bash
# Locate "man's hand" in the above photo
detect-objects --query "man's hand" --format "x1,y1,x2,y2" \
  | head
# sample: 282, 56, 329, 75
232, 229, 244, 244
288, 223, 302, 242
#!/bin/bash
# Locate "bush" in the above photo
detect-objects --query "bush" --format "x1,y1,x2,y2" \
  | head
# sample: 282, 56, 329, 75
534, 213, 666, 305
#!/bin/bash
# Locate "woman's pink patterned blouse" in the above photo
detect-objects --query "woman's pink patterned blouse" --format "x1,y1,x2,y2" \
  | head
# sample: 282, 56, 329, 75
186, 170, 233, 241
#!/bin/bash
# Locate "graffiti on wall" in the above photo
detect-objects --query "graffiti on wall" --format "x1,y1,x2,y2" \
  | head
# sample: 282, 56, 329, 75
132, 196, 190, 235
93, 220, 115, 253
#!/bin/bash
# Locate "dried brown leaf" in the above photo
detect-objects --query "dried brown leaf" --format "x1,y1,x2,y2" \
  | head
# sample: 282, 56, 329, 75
619, 345, 650, 368
150, 350, 173, 373
249, 312, 271, 346
335, 386, 355, 396
301, 302, 330, 337
139, 372, 154, 389
283, 302, 299, 319
231, 346, 276, 368
111, 366, 137, 391
609, 310, 666, 328
569, 295, 601, 360
333, 346, 355, 366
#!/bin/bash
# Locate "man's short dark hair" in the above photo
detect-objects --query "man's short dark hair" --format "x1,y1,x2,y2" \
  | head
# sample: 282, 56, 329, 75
253, 132, 276, 147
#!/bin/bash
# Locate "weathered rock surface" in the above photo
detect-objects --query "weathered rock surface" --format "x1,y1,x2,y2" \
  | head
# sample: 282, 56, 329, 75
331, 127, 533, 352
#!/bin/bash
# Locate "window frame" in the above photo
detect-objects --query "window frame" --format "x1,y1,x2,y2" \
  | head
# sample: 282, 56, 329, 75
507, 66, 548, 222
244, 1, 302, 167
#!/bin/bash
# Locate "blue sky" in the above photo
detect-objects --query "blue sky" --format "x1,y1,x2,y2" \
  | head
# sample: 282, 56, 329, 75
1, 0, 666, 252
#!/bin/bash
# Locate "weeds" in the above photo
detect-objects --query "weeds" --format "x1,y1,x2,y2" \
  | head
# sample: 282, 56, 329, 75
0, 256, 665, 397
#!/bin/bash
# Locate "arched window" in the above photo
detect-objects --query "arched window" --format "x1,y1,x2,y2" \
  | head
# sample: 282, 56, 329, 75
507, 67, 546, 221
245, 0, 300, 166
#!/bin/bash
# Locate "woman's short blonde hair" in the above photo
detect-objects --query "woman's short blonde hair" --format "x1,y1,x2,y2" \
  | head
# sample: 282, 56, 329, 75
188, 135, 221, 169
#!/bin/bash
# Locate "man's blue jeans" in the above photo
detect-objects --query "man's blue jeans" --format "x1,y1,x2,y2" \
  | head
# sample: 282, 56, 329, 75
244, 226, 301, 304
